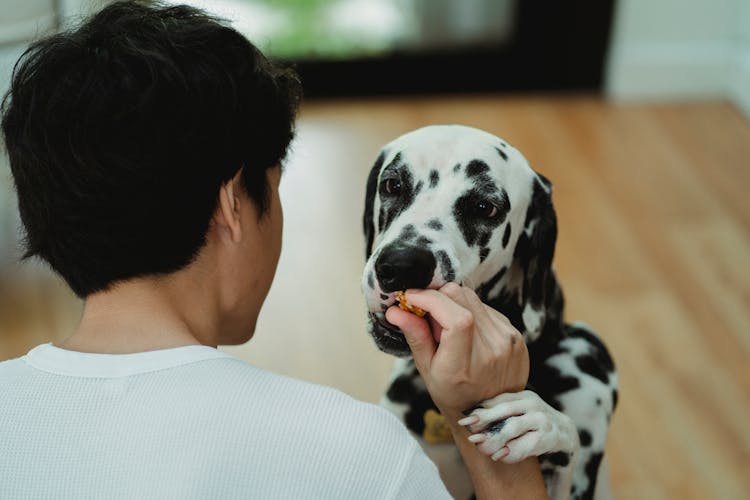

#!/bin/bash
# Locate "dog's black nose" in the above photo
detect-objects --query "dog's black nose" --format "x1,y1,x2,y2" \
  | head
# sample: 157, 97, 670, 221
375, 243, 436, 293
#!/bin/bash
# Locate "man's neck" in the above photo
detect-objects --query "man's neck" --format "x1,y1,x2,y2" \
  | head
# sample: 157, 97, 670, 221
58, 276, 219, 354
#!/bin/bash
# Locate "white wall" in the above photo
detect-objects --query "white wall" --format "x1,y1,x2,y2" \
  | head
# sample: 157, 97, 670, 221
0, 0, 57, 265
606, 0, 750, 118
0, 42, 28, 266
0, 0, 110, 264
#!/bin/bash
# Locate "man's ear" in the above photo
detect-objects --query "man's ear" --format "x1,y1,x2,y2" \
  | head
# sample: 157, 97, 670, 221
216, 170, 243, 243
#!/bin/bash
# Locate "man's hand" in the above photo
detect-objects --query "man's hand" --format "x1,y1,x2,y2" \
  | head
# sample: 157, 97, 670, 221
385, 282, 529, 420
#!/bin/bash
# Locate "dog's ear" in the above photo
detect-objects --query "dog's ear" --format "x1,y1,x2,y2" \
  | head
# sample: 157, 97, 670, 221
512, 173, 562, 341
363, 151, 386, 259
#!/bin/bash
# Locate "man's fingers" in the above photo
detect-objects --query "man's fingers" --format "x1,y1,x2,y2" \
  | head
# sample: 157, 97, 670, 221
385, 306, 436, 372
404, 286, 475, 367
402, 287, 472, 332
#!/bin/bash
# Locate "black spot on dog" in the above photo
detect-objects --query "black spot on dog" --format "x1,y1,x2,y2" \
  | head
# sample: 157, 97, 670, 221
527, 364, 581, 411
380, 293, 388, 300
453, 189, 509, 247
522, 178, 551, 232
367, 272, 374, 289
596, 398, 602, 406
414, 180, 424, 197
386, 373, 438, 436
523, 330, 582, 410
575, 355, 609, 384
502, 223, 511, 248
479, 247, 490, 262
543, 451, 570, 467
363, 151, 386, 258
579, 429, 592, 447
453, 163, 461, 173
426, 219, 443, 231
466, 159, 490, 177
477, 231, 491, 248
485, 419, 507, 434
379, 156, 418, 233
476, 266, 507, 300
415, 236, 432, 247
400, 224, 417, 241
566, 327, 617, 405
485, 287, 526, 339
567, 325, 615, 374
429, 170, 439, 188
435, 250, 455, 282
495, 147, 508, 161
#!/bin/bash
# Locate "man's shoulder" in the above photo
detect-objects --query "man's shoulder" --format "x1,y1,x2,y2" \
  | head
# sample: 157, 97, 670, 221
208, 356, 403, 427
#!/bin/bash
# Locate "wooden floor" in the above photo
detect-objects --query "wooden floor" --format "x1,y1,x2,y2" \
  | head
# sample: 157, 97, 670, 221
1, 96, 749, 499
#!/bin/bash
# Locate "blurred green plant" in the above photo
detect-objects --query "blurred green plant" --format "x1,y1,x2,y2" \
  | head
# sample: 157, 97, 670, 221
255, 0, 397, 60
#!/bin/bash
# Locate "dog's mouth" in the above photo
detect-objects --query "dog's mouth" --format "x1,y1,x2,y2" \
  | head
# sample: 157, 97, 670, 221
368, 312, 411, 357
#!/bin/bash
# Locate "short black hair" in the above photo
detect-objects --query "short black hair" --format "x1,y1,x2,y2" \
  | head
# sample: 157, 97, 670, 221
1, 0, 301, 297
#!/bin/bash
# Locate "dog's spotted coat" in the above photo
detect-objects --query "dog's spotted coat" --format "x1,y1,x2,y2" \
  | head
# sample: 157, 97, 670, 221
361, 126, 618, 500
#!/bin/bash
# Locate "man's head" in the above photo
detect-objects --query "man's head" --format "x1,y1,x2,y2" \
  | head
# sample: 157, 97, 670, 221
0, 0, 301, 298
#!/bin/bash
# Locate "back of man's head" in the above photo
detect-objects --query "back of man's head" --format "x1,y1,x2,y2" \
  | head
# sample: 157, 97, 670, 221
1, 0, 301, 298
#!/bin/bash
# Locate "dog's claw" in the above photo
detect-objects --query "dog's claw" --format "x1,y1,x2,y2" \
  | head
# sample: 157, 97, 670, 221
491, 447, 509, 461
468, 433, 486, 443
458, 415, 479, 426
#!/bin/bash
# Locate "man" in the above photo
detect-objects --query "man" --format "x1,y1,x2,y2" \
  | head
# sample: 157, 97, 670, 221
0, 1, 546, 498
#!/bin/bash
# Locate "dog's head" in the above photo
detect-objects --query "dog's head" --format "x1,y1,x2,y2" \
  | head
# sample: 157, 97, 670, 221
362, 125, 562, 357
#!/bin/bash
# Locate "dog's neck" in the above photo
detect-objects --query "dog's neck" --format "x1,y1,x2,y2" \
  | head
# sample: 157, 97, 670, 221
477, 262, 565, 344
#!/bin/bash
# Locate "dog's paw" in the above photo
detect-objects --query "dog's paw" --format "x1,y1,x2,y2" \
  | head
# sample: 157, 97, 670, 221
458, 390, 579, 464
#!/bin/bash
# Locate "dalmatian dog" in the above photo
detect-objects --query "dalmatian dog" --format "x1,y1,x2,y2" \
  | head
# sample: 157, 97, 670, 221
361, 125, 618, 500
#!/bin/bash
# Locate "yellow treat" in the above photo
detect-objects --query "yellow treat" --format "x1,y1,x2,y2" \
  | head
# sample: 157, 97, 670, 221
395, 290, 425, 317
422, 409, 454, 444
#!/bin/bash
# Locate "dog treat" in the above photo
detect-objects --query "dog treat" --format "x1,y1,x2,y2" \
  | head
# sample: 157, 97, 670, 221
395, 291, 426, 317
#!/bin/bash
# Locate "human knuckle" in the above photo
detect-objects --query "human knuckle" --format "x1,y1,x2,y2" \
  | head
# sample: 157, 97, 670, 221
440, 282, 462, 296
454, 310, 475, 330
490, 336, 511, 357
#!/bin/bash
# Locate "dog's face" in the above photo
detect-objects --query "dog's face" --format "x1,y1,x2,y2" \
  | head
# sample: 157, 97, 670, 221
362, 125, 558, 357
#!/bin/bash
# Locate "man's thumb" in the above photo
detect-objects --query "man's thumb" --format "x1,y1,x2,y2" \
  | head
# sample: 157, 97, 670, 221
385, 306, 437, 371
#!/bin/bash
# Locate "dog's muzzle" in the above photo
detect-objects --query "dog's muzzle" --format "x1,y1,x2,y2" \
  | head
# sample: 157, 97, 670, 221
368, 312, 412, 357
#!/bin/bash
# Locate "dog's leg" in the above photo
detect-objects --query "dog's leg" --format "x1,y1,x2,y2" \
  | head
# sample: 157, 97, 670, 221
459, 321, 617, 500
459, 390, 579, 500
530, 322, 618, 500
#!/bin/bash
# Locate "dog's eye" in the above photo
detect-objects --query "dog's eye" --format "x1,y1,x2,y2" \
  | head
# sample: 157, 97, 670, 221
382, 178, 402, 196
476, 200, 498, 219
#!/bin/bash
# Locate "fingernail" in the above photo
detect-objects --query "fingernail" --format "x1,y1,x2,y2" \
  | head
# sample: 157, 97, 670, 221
491, 447, 509, 461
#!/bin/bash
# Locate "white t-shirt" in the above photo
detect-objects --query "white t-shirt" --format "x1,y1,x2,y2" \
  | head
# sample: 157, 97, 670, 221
0, 343, 451, 499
